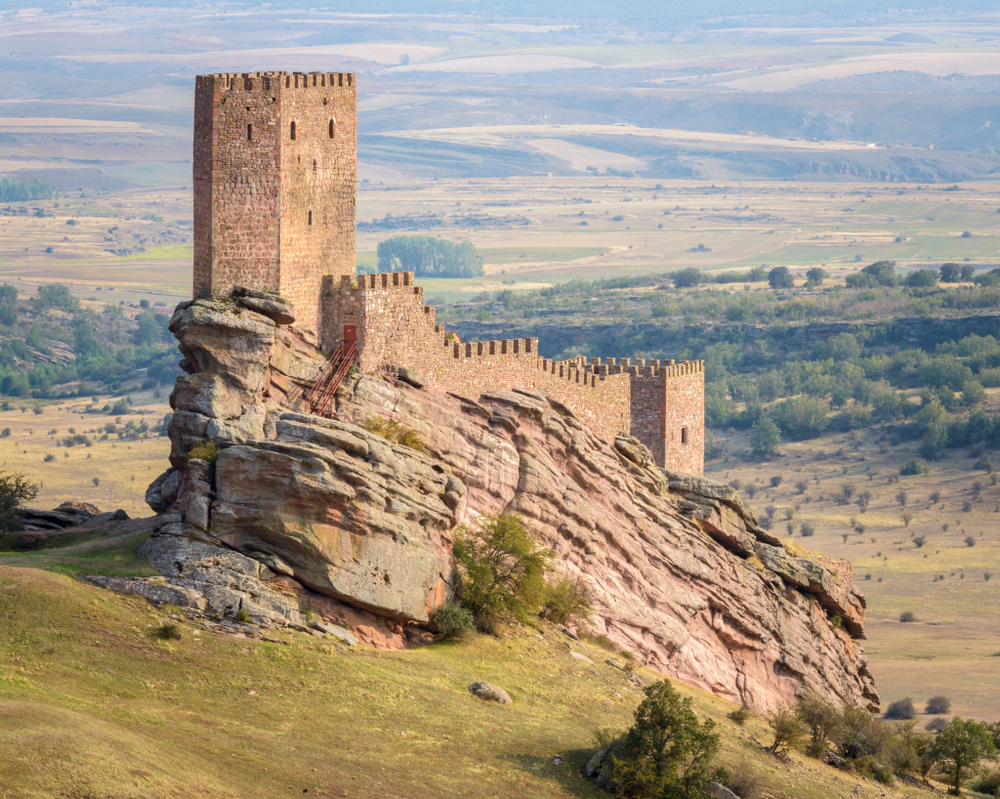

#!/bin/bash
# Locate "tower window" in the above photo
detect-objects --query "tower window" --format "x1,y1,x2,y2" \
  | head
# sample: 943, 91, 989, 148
681, 426, 689, 445
290, 121, 296, 140
329, 119, 335, 139
247, 123, 252, 141
307, 210, 313, 226
313, 159, 317, 171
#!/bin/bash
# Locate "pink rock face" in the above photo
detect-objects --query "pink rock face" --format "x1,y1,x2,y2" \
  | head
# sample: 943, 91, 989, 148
158, 298, 878, 713
343, 379, 878, 712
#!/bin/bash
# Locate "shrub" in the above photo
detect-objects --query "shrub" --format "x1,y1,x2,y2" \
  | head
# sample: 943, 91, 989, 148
769, 475, 783, 488
884, 698, 917, 720
970, 769, 1000, 796
796, 694, 842, 758
899, 611, 917, 622
431, 602, 474, 639
725, 761, 763, 799
799, 523, 815, 537
727, 703, 753, 726
913, 535, 927, 549
925, 696, 951, 715
540, 574, 592, 625
234, 607, 251, 624
149, 623, 182, 641
609, 680, 721, 799
964, 535, 976, 547
900, 459, 925, 476
453, 513, 553, 632
186, 441, 221, 463
926, 717, 949, 733
0, 472, 39, 532
43, 453, 55, 462
768, 707, 806, 757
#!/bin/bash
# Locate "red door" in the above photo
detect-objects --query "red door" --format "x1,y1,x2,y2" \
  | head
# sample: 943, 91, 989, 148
344, 325, 356, 347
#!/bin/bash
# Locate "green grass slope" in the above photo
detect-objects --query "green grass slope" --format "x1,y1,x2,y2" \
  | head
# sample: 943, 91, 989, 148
0, 537, 943, 799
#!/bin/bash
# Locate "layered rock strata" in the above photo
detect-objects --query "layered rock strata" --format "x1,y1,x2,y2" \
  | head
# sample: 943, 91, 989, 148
145, 290, 878, 711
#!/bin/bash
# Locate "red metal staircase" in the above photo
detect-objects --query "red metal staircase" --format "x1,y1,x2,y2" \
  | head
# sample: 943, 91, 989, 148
304, 340, 357, 417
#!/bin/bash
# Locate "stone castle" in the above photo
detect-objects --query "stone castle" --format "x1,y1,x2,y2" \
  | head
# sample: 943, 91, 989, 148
193, 70, 705, 474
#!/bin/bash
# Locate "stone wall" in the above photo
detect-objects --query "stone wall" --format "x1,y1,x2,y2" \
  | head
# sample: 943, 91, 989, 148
322, 272, 633, 442
663, 363, 705, 475
277, 71, 356, 333
193, 71, 356, 332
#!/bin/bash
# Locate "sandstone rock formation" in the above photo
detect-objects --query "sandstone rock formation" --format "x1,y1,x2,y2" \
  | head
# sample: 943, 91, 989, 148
142, 291, 878, 712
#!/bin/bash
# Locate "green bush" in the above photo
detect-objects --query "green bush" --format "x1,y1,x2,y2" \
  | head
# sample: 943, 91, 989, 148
453, 513, 553, 632
186, 441, 221, 463
234, 608, 251, 624
540, 574, 592, 625
0, 471, 39, 532
431, 602, 474, 639
609, 680, 721, 799
900, 459, 925, 476
149, 624, 182, 641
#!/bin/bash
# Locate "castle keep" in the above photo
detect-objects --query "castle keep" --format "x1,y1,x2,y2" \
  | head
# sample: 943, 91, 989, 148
193, 71, 705, 474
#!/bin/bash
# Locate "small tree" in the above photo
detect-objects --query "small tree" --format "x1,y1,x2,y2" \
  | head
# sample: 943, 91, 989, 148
929, 717, 997, 795
610, 680, 721, 799
768, 707, 806, 757
805, 267, 827, 287
902, 513, 913, 527
896, 490, 908, 508
453, 513, 553, 632
768, 266, 794, 288
750, 418, 781, 459
0, 472, 39, 532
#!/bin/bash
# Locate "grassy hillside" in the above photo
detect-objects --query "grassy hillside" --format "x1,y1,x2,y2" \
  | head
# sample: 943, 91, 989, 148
0, 551, 945, 799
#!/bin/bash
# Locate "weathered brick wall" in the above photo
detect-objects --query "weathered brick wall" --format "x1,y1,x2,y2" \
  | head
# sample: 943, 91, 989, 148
321, 272, 632, 441
194, 73, 282, 298
278, 72, 356, 332
661, 363, 705, 475
193, 71, 356, 331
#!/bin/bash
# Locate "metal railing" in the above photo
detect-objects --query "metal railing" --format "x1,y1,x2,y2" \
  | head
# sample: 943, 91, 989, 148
304, 340, 357, 417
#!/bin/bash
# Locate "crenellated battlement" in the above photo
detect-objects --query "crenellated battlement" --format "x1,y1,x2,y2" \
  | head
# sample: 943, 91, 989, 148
197, 71, 356, 94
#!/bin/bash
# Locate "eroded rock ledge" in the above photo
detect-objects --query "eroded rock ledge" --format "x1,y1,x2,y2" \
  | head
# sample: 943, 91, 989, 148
137, 292, 877, 712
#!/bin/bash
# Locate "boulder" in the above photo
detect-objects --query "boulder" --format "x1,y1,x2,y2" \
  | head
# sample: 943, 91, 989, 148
468, 682, 512, 704
208, 433, 457, 624
703, 782, 740, 799
233, 287, 296, 326
393, 365, 428, 389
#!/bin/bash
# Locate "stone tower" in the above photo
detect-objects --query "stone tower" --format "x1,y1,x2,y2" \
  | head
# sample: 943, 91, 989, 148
192, 71, 357, 332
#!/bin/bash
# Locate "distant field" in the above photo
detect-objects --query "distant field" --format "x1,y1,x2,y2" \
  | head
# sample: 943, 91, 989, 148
0, 393, 170, 519
708, 421, 1000, 722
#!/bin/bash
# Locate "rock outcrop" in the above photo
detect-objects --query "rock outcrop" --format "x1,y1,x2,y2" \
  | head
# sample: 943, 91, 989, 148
143, 291, 878, 712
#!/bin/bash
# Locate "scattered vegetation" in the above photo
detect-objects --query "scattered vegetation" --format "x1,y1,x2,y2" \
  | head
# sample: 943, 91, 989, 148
361, 416, 427, 453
